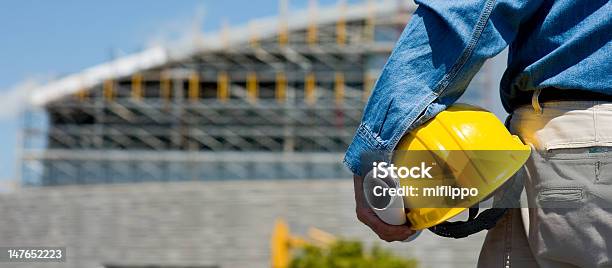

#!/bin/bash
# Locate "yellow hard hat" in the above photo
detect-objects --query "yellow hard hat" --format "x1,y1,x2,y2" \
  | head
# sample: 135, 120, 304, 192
392, 104, 530, 232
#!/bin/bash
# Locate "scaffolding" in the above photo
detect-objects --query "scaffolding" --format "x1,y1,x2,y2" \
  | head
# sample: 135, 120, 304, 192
19, 1, 495, 186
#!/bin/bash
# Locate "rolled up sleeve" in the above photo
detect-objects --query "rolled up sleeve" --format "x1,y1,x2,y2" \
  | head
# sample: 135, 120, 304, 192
344, 0, 543, 176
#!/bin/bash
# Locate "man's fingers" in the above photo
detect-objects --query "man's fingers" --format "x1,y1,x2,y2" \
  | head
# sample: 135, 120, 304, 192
369, 215, 415, 240
372, 221, 415, 241
354, 175, 416, 242
357, 206, 416, 241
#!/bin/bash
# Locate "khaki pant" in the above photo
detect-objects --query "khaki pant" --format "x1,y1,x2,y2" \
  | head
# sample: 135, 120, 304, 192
478, 101, 612, 268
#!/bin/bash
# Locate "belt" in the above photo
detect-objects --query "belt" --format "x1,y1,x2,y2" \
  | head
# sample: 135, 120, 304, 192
519, 88, 612, 106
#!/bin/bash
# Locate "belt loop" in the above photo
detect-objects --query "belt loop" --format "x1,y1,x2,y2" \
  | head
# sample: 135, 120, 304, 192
532, 88, 542, 114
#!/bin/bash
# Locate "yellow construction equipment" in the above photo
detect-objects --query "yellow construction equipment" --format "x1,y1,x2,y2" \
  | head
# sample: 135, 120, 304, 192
271, 218, 335, 268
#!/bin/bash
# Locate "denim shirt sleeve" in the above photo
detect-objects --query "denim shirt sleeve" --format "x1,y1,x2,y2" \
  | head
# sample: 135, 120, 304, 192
344, 0, 543, 176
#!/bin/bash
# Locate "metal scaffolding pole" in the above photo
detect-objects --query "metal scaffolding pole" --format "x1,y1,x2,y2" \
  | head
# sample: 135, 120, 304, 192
17, 2, 498, 185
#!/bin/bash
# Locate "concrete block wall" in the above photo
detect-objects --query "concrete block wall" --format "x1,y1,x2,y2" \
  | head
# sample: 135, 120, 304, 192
0, 180, 485, 268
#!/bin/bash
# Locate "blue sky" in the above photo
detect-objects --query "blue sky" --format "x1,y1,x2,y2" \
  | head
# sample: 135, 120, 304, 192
0, 0, 358, 181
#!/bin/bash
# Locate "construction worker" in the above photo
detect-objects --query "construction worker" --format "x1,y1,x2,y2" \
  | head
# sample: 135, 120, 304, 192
346, 0, 611, 267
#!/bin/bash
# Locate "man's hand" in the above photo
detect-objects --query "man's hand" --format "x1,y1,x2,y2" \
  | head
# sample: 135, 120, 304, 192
353, 174, 416, 242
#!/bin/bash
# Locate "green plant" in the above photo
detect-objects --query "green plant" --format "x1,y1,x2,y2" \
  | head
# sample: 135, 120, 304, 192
289, 239, 418, 268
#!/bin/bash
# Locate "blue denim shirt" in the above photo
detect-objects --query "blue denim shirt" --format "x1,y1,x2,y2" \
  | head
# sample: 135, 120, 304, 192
345, 0, 611, 176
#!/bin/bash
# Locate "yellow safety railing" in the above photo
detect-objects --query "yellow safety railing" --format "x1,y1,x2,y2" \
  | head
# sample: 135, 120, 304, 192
275, 72, 287, 103
305, 72, 316, 105
131, 73, 143, 100
217, 71, 229, 102
188, 72, 200, 101
334, 72, 344, 105
103, 79, 114, 101
247, 72, 258, 103
160, 72, 171, 102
